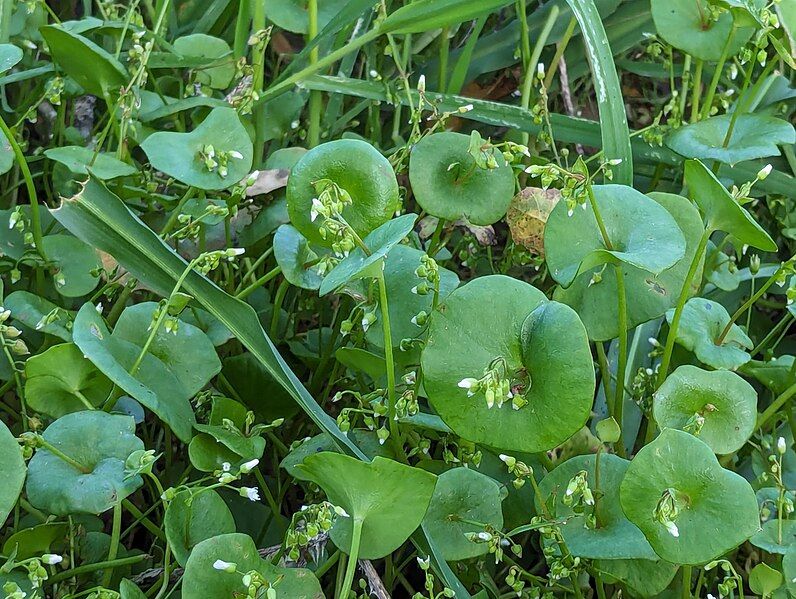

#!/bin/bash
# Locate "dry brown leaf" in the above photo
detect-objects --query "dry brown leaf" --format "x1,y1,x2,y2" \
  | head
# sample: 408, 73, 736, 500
506, 187, 561, 256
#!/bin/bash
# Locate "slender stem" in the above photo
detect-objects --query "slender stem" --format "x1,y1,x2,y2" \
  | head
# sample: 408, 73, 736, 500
236, 265, 282, 299
45, 555, 147, 585
613, 266, 628, 458
339, 518, 364, 598
716, 264, 785, 344
438, 27, 450, 92
520, 6, 559, 146
101, 501, 123, 587
35, 436, 89, 473
757, 381, 796, 431
700, 26, 737, 121
682, 564, 692, 599
656, 228, 711, 387
270, 279, 289, 340
752, 313, 793, 356
307, 0, 321, 147
595, 341, 613, 410
689, 60, 703, 122
677, 54, 692, 120
517, 0, 530, 72
377, 270, 404, 460
543, 17, 577, 91
0, 114, 47, 260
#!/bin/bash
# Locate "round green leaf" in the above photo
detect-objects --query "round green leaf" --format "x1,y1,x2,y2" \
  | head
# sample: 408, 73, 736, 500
421, 467, 504, 561
26, 411, 144, 515
287, 139, 400, 246
0, 44, 22, 73
164, 488, 236, 567
421, 275, 594, 452
45, 146, 136, 180
182, 533, 323, 598
544, 184, 686, 288
653, 365, 756, 454
0, 419, 25, 525
665, 297, 753, 370
408, 131, 515, 225
364, 244, 459, 349
141, 107, 253, 191
684, 159, 777, 251
73, 302, 221, 443
172, 34, 234, 89
318, 213, 417, 295
265, 0, 348, 34
749, 563, 783, 596
784, 545, 796, 595
620, 428, 759, 565
192, 422, 265, 463
42, 234, 102, 297
538, 454, 658, 560
554, 192, 705, 341
25, 343, 112, 418
651, 0, 754, 61
750, 518, 796, 554
273, 224, 325, 290
296, 452, 437, 559
668, 115, 795, 164
40, 26, 128, 96
594, 558, 678, 597
4, 290, 72, 341
280, 431, 394, 482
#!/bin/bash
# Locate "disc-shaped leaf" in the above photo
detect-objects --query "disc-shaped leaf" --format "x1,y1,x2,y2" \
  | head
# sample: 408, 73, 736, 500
421, 276, 594, 452
668, 115, 795, 164
73, 302, 221, 442
544, 184, 686, 288
365, 245, 459, 349
182, 533, 323, 598
750, 518, 796, 554
538, 454, 658, 560
45, 146, 136, 180
26, 411, 144, 515
273, 224, 325, 290
192, 423, 265, 463
172, 34, 234, 89
554, 192, 704, 341
665, 297, 753, 370
265, 0, 348, 33
42, 234, 102, 297
594, 558, 678, 598
408, 132, 515, 226
0, 420, 25, 525
651, 0, 753, 61
653, 365, 756, 454
421, 467, 504, 561
4, 291, 72, 341
141, 107, 253, 191
40, 26, 128, 96
0, 44, 22, 73
164, 489, 236, 566
296, 452, 437, 559
620, 428, 759, 565
684, 159, 777, 251
318, 214, 417, 295
287, 139, 400, 246
24, 343, 112, 418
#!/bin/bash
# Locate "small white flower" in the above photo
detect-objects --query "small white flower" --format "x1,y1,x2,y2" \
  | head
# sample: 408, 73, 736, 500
218, 473, 236, 484
608, 158, 623, 166
757, 164, 773, 180
778, 437, 787, 455
241, 486, 260, 502
95, 303, 103, 313
239, 458, 259, 474
310, 198, 323, 222
477, 531, 492, 541
334, 505, 350, 518
213, 559, 237, 572
242, 574, 252, 587
664, 521, 679, 538
458, 103, 474, 113
228, 150, 243, 160
417, 74, 426, 92
537, 63, 545, 77
222, 462, 231, 472
458, 378, 479, 397
41, 554, 62, 565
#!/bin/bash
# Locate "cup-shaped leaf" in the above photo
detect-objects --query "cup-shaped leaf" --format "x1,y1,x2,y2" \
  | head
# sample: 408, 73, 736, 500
25, 343, 112, 418
0, 44, 22, 74
172, 34, 234, 89
684, 159, 777, 251
141, 107, 253, 191
665, 297, 753, 370
421, 275, 594, 452
273, 224, 326, 290
594, 558, 678, 598
408, 132, 515, 226
26, 411, 144, 515
364, 245, 459, 349
0, 420, 25, 525
164, 489, 236, 566
73, 302, 221, 442
421, 467, 504, 561
620, 428, 759, 565
40, 26, 128, 96
287, 139, 400, 246
4, 291, 72, 341
668, 115, 795, 164
750, 519, 796, 555
318, 214, 417, 295
538, 454, 658, 560
651, 0, 754, 61
182, 533, 323, 598
554, 192, 705, 340
544, 184, 686, 288
296, 452, 437, 559
653, 365, 756, 454
45, 146, 136, 180
41, 234, 102, 297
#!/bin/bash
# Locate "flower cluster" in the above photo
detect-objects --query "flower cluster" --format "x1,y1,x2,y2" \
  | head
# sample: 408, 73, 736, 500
198, 144, 244, 178
284, 502, 348, 561
654, 487, 682, 538
499, 453, 535, 489
0, 307, 29, 358
458, 357, 528, 411
310, 179, 360, 257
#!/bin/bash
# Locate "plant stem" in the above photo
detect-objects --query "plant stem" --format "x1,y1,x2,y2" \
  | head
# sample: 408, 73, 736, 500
656, 228, 711, 387
438, 27, 450, 92
613, 267, 628, 458
677, 54, 692, 120
35, 436, 89, 473
757, 381, 796, 431
270, 279, 289, 341
236, 265, 282, 299
46, 555, 147, 585
700, 25, 737, 121
307, 0, 321, 147
543, 17, 578, 91
101, 501, 122, 587
520, 6, 559, 146
682, 564, 692, 599
339, 518, 364, 598
716, 264, 785, 344
377, 270, 404, 460
689, 60, 703, 122
0, 114, 47, 261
